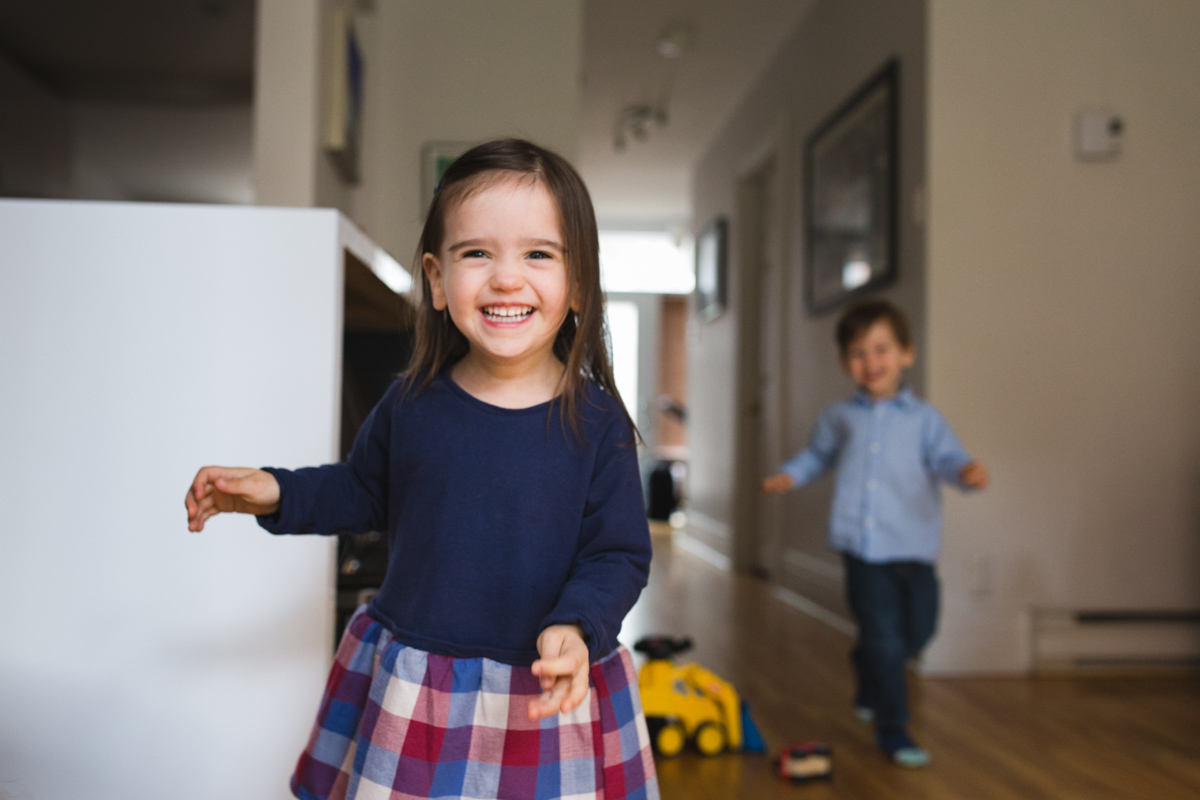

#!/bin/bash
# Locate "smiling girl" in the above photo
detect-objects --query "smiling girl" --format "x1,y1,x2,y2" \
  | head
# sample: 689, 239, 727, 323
185, 139, 658, 800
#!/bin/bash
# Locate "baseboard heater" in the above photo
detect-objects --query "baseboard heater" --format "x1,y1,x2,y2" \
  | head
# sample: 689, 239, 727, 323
1033, 609, 1200, 670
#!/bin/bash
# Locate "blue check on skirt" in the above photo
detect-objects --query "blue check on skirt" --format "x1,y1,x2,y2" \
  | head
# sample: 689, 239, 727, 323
291, 606, 659, 800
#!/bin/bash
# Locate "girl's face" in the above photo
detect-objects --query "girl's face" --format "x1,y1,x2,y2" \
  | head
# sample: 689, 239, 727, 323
422, 175, 576, 374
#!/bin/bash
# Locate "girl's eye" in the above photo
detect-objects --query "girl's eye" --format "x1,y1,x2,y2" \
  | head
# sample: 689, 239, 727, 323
463, 250, 487, 259
528, 250, 553, 260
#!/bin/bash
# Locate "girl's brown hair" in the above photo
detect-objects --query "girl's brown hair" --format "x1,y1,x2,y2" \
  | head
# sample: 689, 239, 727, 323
405, 138, 636, 442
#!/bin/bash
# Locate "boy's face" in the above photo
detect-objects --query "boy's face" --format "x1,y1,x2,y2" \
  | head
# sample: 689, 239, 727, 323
840, 320, 914, 400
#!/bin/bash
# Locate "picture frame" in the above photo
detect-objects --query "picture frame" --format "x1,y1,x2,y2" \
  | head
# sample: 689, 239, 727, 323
323, 6, 364, 185
804, 60, 899, 314
695, 217, 728, 322
420, 141, 474, 208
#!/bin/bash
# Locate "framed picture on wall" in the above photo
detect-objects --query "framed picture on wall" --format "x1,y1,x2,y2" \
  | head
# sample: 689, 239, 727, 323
421, 141, 474, 208
695, 217, 728, 322
804, 60, 899, 314
323, 7, 364, 185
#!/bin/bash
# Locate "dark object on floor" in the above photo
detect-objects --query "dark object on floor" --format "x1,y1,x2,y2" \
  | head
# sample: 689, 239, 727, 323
633, 635, 694, 660
775, 741, 833, 782
647, 460, 681, 520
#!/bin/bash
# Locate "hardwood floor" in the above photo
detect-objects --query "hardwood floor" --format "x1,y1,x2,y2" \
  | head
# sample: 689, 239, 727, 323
621, 533, 1200, 800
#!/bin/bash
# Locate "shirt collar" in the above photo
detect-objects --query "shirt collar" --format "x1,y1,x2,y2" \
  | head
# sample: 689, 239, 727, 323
853, 385, 916, 409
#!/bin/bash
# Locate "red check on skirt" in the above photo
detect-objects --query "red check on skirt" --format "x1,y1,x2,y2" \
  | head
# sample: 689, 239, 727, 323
291, 607, 659, 800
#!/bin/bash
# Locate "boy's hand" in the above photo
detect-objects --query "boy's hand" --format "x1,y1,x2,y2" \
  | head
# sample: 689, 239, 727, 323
761, 473, 795, 496
960, 460, 989, 490
529, 624, 589, 720
185, 466, 281, 532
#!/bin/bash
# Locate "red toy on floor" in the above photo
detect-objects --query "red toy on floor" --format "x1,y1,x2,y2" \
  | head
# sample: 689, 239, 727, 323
776, 741, 833, 782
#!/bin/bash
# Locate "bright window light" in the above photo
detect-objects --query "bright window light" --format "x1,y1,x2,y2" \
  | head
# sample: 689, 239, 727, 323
606, 300, 639, 418
599, 231, 694, 295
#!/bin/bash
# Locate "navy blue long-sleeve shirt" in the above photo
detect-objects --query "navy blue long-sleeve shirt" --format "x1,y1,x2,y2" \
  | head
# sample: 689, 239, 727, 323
257, 373, 651, 666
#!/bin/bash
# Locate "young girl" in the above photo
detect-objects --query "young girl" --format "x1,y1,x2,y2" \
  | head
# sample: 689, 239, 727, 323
185, 139, 659, 800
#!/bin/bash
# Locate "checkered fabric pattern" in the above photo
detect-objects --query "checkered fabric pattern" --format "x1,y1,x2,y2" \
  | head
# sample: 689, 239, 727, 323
292, 607, 659, 800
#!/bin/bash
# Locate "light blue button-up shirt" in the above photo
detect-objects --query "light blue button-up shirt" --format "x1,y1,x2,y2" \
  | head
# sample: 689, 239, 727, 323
780, 387, 973, 563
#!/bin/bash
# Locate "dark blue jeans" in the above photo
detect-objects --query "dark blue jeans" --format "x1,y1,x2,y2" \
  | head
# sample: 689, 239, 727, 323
842, 554, 939, 729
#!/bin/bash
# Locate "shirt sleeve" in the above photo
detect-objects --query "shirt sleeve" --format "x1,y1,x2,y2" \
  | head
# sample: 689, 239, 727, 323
922, 406, 973, 487
780, 405, 843, 487
540, 413, 652, 662
255, 380, 399, 535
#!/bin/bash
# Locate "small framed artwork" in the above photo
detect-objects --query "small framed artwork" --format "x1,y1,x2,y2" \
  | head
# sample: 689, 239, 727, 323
695, 217, 728, 322
323, 6, 364, 185
804, 60, 899, 314
420, 141, 474, 207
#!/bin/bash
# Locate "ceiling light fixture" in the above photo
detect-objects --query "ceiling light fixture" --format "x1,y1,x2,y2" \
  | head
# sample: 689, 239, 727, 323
613, 23, 694, 154
655, 24, 695, 59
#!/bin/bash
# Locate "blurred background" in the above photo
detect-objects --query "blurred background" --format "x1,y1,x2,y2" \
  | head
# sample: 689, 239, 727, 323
2, 1, 1198, 798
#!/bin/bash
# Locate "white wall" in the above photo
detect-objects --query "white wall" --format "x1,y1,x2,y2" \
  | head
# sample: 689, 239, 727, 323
252, 0, 583, 269
0, 200, 344, 799
349, 0, 583, 265
253, 0, 323, 207
0, 51, 72, 198
924, 0, 1200, 672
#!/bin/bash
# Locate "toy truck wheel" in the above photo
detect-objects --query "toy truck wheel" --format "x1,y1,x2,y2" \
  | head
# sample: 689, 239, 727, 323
694, 721, 727, 756
648, 718, 686, 758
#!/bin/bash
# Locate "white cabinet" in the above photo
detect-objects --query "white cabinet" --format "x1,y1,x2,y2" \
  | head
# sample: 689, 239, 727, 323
0, 199, 408, 800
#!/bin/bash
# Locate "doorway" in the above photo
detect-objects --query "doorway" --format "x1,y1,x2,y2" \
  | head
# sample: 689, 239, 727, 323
732, 156, 785, 577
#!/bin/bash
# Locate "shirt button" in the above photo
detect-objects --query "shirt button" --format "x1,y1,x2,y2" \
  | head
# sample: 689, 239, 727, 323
870, 442, 881, 453
865, 516, 875, 528
867, 480, 878, 491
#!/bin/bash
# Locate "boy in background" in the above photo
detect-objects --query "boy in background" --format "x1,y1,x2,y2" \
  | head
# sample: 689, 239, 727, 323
762, 299, 988, 767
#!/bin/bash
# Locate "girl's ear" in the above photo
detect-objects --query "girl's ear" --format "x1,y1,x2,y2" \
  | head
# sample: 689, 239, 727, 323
422, 252, 447, 311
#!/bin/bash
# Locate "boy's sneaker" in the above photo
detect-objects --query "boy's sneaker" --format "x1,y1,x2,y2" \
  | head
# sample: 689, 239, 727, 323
876, 725, 930, 768
854, 706, 874, 723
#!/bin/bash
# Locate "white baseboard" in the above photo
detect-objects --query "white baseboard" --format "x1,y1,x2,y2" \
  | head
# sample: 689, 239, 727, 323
771, 584, 856, 637
683, 510, 731, 544
673, 529, 732, 572
782, 547, 844, 591
1033, 609, 1200, 667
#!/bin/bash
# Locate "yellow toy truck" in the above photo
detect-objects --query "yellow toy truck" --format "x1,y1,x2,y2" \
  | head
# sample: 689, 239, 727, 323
633, 636, 765, 758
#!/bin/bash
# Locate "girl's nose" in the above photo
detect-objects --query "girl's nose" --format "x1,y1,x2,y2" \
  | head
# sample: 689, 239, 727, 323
490, 258, 524, 291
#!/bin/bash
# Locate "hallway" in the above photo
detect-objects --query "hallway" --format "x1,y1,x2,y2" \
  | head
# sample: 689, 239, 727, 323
628, 533, 1200, 800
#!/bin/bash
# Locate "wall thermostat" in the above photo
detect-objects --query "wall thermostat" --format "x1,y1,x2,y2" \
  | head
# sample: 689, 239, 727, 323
1074, 109, 1123, 161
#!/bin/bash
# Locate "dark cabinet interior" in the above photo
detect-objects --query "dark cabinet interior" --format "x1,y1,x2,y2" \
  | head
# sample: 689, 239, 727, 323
336, 250, 415, 638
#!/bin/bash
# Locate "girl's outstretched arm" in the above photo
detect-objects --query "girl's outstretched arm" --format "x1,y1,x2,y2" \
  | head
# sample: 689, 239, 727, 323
185, 466, 280, 532
528, 624, 589, 720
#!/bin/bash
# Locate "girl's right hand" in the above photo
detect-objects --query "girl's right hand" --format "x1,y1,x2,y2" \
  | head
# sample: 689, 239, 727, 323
185, 467, 281, 532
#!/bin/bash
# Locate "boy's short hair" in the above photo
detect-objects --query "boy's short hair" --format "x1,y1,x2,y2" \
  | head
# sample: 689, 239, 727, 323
835, 299, 912, 354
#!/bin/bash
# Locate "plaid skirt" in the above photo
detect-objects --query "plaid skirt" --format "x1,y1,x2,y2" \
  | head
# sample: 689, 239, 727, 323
292, 607, 659, 800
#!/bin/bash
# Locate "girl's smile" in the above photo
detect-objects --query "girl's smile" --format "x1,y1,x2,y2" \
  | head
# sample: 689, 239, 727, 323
480, 303, 535, 325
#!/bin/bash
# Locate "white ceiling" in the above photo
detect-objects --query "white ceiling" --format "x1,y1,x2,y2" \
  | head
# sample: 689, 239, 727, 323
580, 0, 816, 228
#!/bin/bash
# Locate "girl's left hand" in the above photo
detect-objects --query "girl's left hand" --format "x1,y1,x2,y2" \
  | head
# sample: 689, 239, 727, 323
529, 624, 589, 720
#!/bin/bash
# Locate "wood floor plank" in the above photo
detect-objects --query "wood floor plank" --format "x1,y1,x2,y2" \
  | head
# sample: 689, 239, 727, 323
620, 534, 1200, 800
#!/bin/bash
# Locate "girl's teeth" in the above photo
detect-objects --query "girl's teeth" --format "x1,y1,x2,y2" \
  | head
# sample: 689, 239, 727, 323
483, 306, 532, 320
